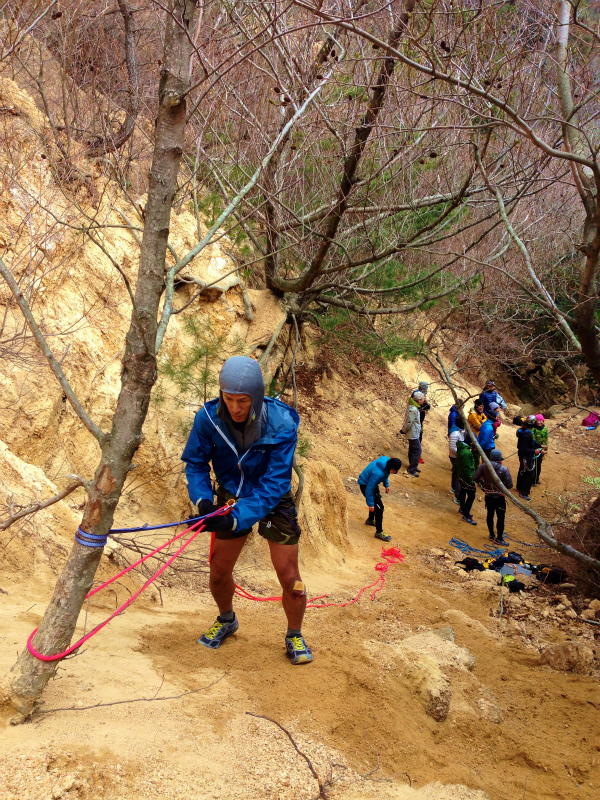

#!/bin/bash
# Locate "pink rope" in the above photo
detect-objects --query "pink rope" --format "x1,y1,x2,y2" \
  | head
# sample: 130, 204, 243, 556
232, 546, 405, 608
27, 516, 404, 662
27, 508, 231, 662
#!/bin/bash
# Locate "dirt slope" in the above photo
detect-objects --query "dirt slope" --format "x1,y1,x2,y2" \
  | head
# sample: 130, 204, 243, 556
2, 357, 600, 800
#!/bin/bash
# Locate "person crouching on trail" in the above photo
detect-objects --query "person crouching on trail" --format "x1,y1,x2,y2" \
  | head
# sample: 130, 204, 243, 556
181, 356, 313, 665
403, 391, 425, 476
473, 449, 513, 545
358, 456, 402, 542
532, 414, 548, 485
456, 439, 477, 526
516, 415, 545, 501
412, 381, 430, 464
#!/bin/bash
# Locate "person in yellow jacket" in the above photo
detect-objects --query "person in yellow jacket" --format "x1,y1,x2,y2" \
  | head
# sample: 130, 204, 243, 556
468, 400, 487, 433
467, 400, 487, 468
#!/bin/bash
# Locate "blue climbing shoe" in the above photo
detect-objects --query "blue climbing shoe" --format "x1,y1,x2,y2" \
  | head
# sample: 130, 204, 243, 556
198, 616, 239, 649
374, 531, 392, 542
285, 634, 313, 665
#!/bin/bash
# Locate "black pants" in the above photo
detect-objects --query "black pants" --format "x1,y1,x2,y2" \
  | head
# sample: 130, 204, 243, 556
408, 438, 422, 473
361, 485, 384, 533
534, 455, 543, 485
485, 494, 506, 538
516, 458, 535, 497
459, 482, 476, 518
449, 456, 460, 497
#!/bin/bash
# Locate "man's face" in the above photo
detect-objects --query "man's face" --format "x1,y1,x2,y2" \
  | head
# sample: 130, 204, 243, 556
223, 392, 252, 423
485, 383, 494, 390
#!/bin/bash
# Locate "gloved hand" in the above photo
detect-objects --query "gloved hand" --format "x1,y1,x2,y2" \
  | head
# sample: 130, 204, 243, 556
202, 513, 234, 533
196, 499, 217, 517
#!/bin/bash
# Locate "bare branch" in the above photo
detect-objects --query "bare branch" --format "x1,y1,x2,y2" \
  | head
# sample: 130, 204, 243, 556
0, 257, 107, 444
0, 481, 84, 532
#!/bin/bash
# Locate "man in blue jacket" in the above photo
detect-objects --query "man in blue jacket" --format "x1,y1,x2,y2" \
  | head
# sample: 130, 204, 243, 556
358, 456, 402, 542
477, 411, 496, 458
182, 356, 312, 665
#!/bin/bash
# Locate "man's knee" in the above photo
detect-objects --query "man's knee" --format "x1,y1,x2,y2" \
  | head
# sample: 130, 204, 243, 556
272, 557, 300, 590
209, 561, 234, 585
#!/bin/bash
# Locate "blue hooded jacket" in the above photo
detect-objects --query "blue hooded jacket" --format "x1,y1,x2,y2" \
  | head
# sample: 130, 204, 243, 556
447, 405, 460, 433
181, 357, 299, 531
478, 389, 506, 413
358, 456, 392, 507
477, 418, 496, 450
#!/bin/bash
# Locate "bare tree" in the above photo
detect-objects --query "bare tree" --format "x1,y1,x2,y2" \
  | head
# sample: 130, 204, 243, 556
1, 0, 201, 719
295, 0, 600, 382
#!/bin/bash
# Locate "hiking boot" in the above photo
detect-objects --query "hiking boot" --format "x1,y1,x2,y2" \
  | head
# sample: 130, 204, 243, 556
405, 470, 419, 478
419, 457, 425, 464
489, 533, 496, 542
365, 518, 376, 527
461, 516, 477, 526
198, 616, 239, 649
453, 496, 461, 505
518, 493, 531, 501
374, 531, 392, 542
285, 634, 313, 665
495, 537, 508, 546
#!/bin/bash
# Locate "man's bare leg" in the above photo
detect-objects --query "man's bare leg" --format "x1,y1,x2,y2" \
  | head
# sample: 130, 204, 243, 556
209, 535, 248, 614
267, 541, 306, 630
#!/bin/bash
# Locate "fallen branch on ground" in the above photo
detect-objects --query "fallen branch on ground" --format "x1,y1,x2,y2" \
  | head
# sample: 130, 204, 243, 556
32, 672, 226, 718
246, 711, 328, 799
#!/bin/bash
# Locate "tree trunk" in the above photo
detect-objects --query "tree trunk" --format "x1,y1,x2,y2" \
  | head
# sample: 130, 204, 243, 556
5, 0, 199, 720
575, 208, 600, 384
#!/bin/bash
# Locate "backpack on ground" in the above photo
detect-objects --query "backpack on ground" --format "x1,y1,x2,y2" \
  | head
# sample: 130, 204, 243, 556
455, 557, 485, 572
534, 565, 568, 584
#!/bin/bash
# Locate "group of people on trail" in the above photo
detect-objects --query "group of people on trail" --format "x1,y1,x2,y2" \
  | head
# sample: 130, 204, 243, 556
446, 380, 549, 539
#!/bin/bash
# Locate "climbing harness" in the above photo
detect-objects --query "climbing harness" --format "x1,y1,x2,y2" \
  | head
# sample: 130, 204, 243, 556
27, 509, 405, 662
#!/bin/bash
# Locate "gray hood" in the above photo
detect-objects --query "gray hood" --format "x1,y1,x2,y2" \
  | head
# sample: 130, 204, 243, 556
217, 356, 265, 452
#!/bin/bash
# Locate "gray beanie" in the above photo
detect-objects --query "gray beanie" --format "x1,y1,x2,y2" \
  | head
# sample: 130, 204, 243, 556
219, 356, 264, 420
489, 449, 503, 461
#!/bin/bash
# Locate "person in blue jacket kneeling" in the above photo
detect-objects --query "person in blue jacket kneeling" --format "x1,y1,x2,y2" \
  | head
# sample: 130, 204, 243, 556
182, 356, 312, 665
358, 456, 402, 542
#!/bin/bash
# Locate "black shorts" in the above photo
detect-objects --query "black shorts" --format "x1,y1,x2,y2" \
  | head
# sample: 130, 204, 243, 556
214, 485, 301, 545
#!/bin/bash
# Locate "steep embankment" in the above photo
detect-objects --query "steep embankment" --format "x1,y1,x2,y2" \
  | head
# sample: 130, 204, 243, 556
2, 349, 600, 800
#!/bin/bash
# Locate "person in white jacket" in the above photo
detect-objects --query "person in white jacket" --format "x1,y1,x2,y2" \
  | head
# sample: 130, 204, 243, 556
448, 418, 466, 503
